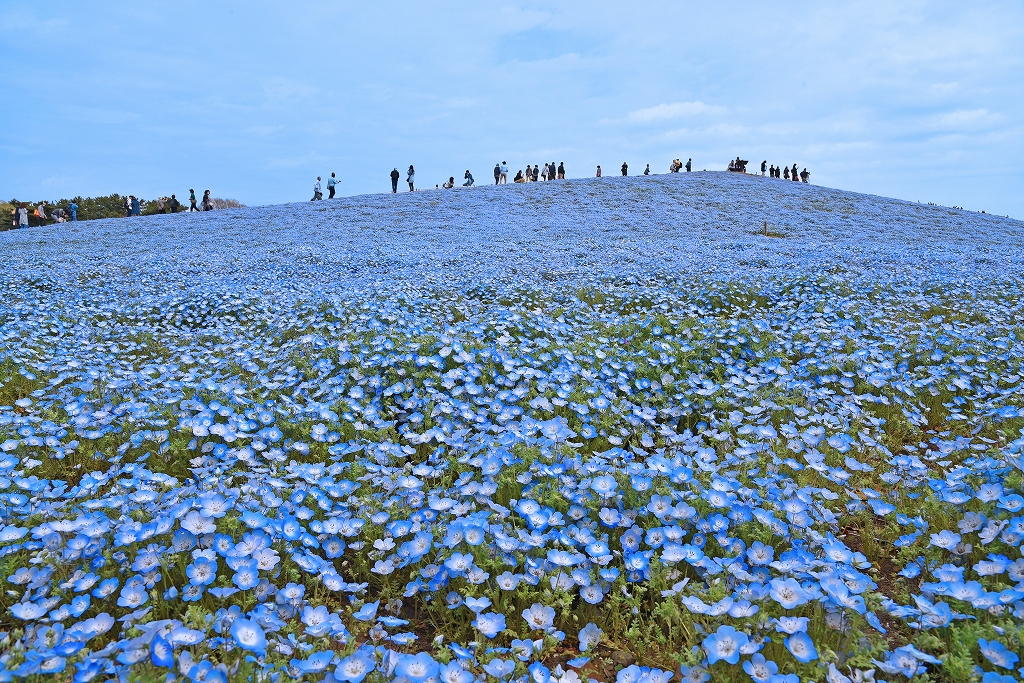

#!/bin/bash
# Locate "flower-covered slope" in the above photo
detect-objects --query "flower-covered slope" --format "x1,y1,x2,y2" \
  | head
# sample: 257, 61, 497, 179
0, 172, 1022, 683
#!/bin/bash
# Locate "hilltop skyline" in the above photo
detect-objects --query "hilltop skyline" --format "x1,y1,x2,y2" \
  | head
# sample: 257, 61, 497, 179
1, 1, 1022, 216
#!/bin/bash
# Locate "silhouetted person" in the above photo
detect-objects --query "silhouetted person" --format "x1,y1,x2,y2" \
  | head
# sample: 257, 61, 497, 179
407, 165, 415, 191
391, 168, 400, 193
791, 164, 799, 182
761, 161, 767, 176
557, 162, 565, 179
621, 162, 628, 176
783, 166, 790, 180
685, 158, 692, 172
494, 163, 501, 185
169, 195, 180, 213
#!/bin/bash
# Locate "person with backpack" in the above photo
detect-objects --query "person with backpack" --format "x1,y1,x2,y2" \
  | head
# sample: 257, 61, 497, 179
189, 189, 198, 212
532, 165, 540, 182
169, 195, 180, 213
463, 170, 474, 187
493, 163, 501, 185
327, 173, 338, 199
621, 162, 628, 176
791, 164, 799, 182
407, 165, 415, 191
390, 168, 400, 193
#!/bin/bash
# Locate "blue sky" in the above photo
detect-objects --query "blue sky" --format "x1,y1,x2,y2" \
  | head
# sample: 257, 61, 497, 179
2, 2, 1022, 216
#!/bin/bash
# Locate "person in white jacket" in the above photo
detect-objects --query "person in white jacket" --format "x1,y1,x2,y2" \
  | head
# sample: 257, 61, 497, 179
407, 165, 415, 191
16, 203, 28, 229
499, 162, 508, 184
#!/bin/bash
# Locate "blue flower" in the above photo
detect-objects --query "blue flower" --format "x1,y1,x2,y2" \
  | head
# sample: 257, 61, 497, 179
784, 632, 818, 663
703, 625, 749, 665
394, 652, 439, 683
352, 600, 379, 621
336, 647, 376, 683
229, 617, 266, 655
742, 653, 778, 682
769, 577, 811, 609
522, 603, 556, 631
473, 611, 506, 638
978, 639, 1019, 670
186, 557, 217, 587
150, 633, 174, 668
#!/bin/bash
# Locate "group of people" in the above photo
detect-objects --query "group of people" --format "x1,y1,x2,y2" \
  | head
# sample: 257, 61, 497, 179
8, 201, 74, 229
513, 162, 565, 183
760, 161, 810, 183
307, 154, 805, 200
312, 174, 341, 200
122, 189, 210, 216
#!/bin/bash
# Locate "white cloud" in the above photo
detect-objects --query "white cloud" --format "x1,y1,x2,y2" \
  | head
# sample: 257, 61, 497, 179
626, 101, 726, 123
927, 109, 997, 130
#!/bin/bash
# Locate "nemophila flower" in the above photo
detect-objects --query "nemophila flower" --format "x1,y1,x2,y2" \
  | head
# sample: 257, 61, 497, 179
353, 601, 379, 621
785, 632, 818, 663
770, 577, 811, 609
774, 617, 809, 634
978, 639, 1019, 669
523, 603, 556, 631
395, 652, 439, 683
929, 530, 961, 549
980, 673, 1017, 683
186, 557, 218, 586
529, 661, 551, 683
703, 625, 749, 665
230, 617, 266, 655
149, 634, 174, 668
473, 612, 506, 638
578, 622, 602, 652
742, 653, 778, 682
336, 647, 376, 683
483, 658, 515, 680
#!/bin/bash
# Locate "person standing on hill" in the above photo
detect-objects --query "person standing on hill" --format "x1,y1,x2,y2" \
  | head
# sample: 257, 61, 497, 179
532, 165, 540, 182
202, 190, 213, 210
761, 160, 767, 176
328, 173, 338, 199
312, 178, 322, 201
644, 164, 650, 176
130, 196, 140, 216
783, 166, 790, 180
500, 161, 508, 184
791, 164, 799, 182
596, 165, 602, 177
189, 189, 198, 212
16, 203, 28, 229
390, 168, 400, 193
557, 162, 565, 179
69, 200, 78, 221
621, 162, 628, 176
407, 165, 415, 191
493, 163, 501, 185
685, 158, 692, 172
800, 168, 810, 183
169, 195, 180, 213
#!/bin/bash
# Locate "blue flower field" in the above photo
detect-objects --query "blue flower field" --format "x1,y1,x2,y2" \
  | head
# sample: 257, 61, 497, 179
1, 172, 1023, 682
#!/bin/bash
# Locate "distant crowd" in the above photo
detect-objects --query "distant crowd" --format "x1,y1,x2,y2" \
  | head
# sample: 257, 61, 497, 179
308, 157, 809, 198
5, 189, 246, 229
